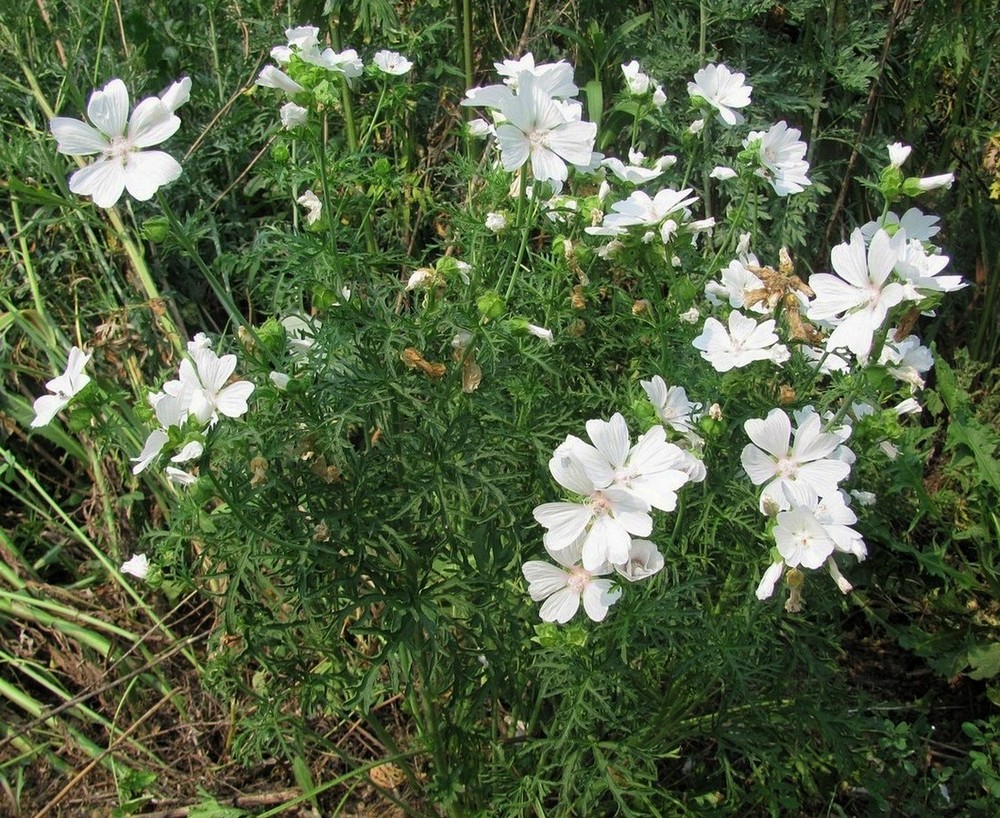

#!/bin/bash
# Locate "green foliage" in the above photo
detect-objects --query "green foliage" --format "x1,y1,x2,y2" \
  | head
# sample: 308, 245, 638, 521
1, 1, 998, 816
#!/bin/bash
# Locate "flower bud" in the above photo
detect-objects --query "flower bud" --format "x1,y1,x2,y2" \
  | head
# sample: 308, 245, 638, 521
141, 216, 170, 243
476, 291, 506, 320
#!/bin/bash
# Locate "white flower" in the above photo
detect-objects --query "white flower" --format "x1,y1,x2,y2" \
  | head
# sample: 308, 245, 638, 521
256, 65, 305, 95
280, 102, 308, 129
879, 332, 934, 390
807, 228, 906, 360
744, 121, 811, 196
678, 306, 700, 324
894, 397, 922, 415
652, 84, 667, 107
621, 60, 651, 95
860, 207, 940, 243
492, 53, 578, 99
641, 375, 702, 435
687, 64, 751, 126
586, 187, 701, 241
522, 537, 621, 623
601, 156, 665, 184
485, 211, 508, 232
159, 77, 191, 113
50, 78, 183, 208
31, 346, 92, 428
468, 118, 494, 138
269, 371, 291, 390
179, 348, 255, 426
373, 50, 413, 75
741, 408, 851, 513
895, 239, 965, 296
705, 256, 766, 313
910, 173, 954, 192
527, 323, 554, 345
692, 312, 788, 372
494, 74, 597, 183
756, 560, 786, 600
774, 506, 835, 569
120, 553, 150, 579
710, 165, 737, 181
561, 413, 693, 514
297, 189, 322, 225
170, 441, 203, 463
533, 447, 652, 570
687, 118, 705, 135
887, 142, 912, 168
850, 490, 877, 507
165, 467, 198, 487
614, 539, 664, 582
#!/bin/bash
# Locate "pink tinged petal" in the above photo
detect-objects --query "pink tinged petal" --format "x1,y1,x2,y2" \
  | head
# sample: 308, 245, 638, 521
128, 98, 181, 148
582, 580, 620, 622
215, 381, 254, 418
744, 408, 791, 457
132, 429, 169, 474
533, 502, 592, 548
123, 151, 182, 200
69, 160, 126, 208
586, 414, 631, 468
50, 117, 108, 155
87, 78, 129, 137
756, 561, 785, 600
31, 394, 70, 428
539, 588, 580, 623
522, 561, 569, 601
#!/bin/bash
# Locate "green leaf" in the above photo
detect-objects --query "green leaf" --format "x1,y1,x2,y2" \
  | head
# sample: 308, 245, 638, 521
967, 643, 1000, 680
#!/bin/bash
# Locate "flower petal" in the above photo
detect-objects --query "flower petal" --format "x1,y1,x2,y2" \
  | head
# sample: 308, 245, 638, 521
128, 98, 181, 148
87, 79, 129, 137
50, 117, 107, 155
69, 159, 126, 208
521, 561, 569, 601
123, 151, 182, 200
539, 588, 580, 623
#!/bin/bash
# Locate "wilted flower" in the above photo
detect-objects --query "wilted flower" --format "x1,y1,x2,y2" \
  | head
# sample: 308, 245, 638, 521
297, 190, 322, 225
31, 346, 92, 428
50, 78, 183, 208
710, 165, 737, 181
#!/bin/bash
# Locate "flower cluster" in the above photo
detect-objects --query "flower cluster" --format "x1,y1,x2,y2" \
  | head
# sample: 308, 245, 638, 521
524, 412, 703, 623
131, 334, 254, 483
462, 53, 597, 184
742, 407, 867, 607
